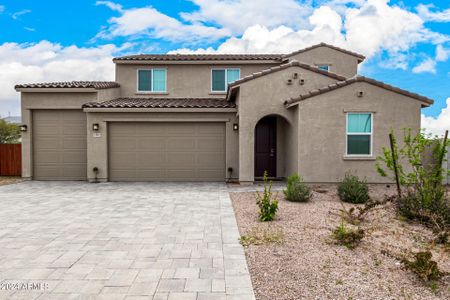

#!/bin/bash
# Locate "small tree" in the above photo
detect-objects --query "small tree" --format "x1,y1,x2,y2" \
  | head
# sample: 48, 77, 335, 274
0, 120, 20, 144
376, 129, 450, 232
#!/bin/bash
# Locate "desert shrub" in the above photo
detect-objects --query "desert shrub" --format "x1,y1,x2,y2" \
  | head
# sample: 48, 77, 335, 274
339, 196, 394, 226
255, 171, 278, 222
240, 226, 284, 246
283, 173, 312, 202
337, 173, 370, 204
377, 130, 450, 238
332, 220, 364, 249
403, 251, 442, 282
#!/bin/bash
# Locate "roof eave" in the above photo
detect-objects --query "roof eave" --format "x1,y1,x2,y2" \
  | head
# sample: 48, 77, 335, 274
15, 87, 98, 93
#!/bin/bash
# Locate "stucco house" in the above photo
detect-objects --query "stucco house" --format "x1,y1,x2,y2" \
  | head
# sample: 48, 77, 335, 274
15, 43, 433, 183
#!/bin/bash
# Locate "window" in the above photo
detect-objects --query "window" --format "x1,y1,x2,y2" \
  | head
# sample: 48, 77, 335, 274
317, 65, 330, 72
138, 69, 167, 92
211, 69, 240, 92
346, 113, 372, 156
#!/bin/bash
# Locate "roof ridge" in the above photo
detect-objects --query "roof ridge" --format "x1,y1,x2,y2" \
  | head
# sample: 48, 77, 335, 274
226, 59, 347, 92
284, 76, 433, 107
15, 81, 120, 90
282, 42, 365, 61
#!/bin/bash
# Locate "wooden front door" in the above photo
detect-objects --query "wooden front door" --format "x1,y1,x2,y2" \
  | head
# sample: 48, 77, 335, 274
255, 116, 277, 178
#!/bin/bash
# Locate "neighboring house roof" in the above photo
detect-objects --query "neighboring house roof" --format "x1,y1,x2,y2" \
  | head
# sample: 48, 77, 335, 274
15, 81, 120, 90
113, 54, 282, 62
284, 76, 434, 107
226, 60, 347, 101
83, 98, 236, 109
1, 116, 21, 124
282, 42, 366, 62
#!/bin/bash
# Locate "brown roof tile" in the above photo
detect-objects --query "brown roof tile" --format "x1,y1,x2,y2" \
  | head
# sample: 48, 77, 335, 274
113, 54, 282, 62
282, 43, 366, 62
284, 76, 434, 107
83, 98, 236, 109
227, 60, 347, 91
15, 81, 120, 90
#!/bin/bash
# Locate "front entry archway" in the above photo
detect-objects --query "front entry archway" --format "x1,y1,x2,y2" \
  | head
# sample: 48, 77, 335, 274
254, 116, 277, 178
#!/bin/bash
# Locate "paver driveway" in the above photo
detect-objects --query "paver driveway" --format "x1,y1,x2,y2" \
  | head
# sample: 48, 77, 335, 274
0, 181, 254, 300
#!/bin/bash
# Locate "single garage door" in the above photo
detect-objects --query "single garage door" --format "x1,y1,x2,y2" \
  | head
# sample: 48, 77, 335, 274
33, 110, 87, 180
109, 122, 225, 181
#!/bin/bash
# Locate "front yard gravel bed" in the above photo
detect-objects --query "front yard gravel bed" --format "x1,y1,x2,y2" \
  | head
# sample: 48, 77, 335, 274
230, 185, 450, 300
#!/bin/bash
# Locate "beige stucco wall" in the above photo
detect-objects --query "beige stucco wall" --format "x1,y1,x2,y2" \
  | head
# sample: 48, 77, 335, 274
85, 110, 238, 182
296, 81, 422, 183
287, 46, 360, 78
236, 65, 338, 182
115, 63, 278, 98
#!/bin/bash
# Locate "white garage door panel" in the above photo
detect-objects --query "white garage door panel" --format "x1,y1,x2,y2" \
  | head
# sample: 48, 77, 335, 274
109, 122, 226, 182
33, 110, 87, 180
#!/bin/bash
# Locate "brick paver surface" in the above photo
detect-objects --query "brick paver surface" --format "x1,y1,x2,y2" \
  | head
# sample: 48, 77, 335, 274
0, 182, 254, 300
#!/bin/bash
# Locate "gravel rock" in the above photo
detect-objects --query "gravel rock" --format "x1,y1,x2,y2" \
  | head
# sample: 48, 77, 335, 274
230, 184, 450, 300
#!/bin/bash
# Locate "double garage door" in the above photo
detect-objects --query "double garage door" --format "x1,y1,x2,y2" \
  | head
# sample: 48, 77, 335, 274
33, 110, 226, 181
109, 122, 225, 181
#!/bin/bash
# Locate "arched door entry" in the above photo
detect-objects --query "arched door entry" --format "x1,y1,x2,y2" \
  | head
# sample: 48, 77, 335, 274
254, 116, 277, 178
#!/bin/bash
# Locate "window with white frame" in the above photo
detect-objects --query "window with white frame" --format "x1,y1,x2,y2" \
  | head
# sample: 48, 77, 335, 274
317, 64, 330, 71
138, 69, 167, 92
346, 113, 372, 156
211, 69, 240, 92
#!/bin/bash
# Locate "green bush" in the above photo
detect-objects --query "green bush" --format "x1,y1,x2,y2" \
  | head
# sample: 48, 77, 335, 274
337, 174, 370, 204
332, 220, 364, 249
283, 173, 312, 202
255, 171, 279, 222
403, 251, 441, 282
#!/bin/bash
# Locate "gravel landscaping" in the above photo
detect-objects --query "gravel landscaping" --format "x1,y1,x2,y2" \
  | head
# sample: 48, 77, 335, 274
0, 176, 22, 186
230, 184, 450, 300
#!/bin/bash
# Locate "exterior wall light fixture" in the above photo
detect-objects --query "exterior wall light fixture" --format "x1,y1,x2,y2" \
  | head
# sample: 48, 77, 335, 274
233, 123, 239, 131
19, 125, 28, 132
92, 123, 100, 131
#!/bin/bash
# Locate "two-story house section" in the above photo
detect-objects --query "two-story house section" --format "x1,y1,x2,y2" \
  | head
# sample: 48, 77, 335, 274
15, 43, 433, 183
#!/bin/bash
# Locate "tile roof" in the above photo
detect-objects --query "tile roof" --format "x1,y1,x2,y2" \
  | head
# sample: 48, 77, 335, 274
227, 60, 347, 91
15, 81, 120, 90
113, 54, 282, 62
283, 43, 366, 61
83, 98, 236, 109
284, 76, 434, 107
114, 43, 366, 63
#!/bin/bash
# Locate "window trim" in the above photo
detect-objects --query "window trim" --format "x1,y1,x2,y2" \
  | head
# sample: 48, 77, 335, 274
210, 68, 241, 93
345, 112, 373, 157
136, 68, 167, 93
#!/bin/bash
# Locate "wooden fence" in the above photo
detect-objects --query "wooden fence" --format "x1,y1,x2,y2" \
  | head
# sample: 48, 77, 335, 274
0, 144, 21, 176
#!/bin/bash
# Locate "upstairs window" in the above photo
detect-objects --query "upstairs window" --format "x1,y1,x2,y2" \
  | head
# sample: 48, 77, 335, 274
317, 65, 330, 72
138, 69, 167, 92
346, 113, 372, 156
211, 69, 240, 92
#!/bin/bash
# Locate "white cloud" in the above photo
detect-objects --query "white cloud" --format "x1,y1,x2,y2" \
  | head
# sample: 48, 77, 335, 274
412, 57, 436, 74
11, 9, 31, 20
417, 4, 450, 22
436, 44, 450, 62
0, 41, 130, 116
95, 2, 230, 43
422, 98, 450, 137
96, 1, 124, 13
172, 1, 448, 62
181, 0, 312, 35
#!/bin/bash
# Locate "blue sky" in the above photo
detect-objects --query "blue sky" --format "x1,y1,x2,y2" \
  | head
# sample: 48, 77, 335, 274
0, 0, 449, 133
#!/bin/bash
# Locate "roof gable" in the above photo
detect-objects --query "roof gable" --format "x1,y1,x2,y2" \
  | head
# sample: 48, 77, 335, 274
282, 43, 366, 63
284, 76, 433, 107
